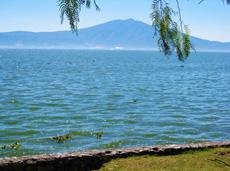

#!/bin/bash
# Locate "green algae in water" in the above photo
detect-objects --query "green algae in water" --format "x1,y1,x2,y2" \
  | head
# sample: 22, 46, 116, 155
1, 142, 21, 149
53, 134, 72, 143
0, 49, 229, 158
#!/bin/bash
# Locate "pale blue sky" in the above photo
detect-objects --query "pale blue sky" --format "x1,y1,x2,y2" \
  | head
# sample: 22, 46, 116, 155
1, 0, 230, 42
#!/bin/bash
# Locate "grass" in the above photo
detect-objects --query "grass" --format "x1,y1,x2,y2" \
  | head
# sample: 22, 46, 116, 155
97, 147, 230, 171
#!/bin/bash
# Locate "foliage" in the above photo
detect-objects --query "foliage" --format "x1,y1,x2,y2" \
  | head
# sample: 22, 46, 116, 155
53, 134, 72, 143
93, 132, 104, 139
150, 0, 195, 62
57, 0, 229, 61
221, 0, 229, 5
1, 142, 21, 149
58, 0, 100, 35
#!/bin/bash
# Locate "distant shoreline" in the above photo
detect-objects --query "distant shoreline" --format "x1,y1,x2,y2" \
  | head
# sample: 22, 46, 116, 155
1, 48, 230, 53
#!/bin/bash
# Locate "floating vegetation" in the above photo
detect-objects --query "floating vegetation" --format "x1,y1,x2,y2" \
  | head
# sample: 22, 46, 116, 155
133, 99, 137, 103
10, 100, 19, 103
94, 132, 104, 139
1, 142, 21, 149
53, 134, 72, 143
28, 107, 40, 110
104, 140, 128, 148
143, 134, 158, 138
1, 145, 6, 149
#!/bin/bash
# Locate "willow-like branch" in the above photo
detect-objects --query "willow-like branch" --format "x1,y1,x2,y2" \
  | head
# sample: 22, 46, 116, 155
176, 0, 183, 34
151, 0, 195, 62
57, 0, 100, 35
199, 0, 230, 5
58, 0, 228, 61
198, 0, 205, 4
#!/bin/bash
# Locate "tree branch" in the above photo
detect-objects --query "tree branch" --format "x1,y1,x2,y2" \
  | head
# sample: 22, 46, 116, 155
198, 0, 205, 4
176, 0, 184, 33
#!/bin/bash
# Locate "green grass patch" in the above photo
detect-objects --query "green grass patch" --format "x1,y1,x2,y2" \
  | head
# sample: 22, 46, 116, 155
97, 147, 230, 171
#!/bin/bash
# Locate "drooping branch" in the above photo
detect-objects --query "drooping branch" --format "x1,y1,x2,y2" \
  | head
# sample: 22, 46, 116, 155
57, 0, 100, 35
222, 0, 230, 5
57, 0, 228, 61
198, 0, 205, 4
176, 0, 183, 34
199, 0, 230, 5
150, 0, 194, 62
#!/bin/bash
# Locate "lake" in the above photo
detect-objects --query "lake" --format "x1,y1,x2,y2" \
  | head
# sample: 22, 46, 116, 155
0, 49, 229, 158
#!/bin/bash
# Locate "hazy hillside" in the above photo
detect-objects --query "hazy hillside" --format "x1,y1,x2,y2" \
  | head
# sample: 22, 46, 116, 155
0, 19, 230, 51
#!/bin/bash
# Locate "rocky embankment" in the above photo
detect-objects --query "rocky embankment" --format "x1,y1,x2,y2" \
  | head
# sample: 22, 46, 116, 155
0, 141, 230, 171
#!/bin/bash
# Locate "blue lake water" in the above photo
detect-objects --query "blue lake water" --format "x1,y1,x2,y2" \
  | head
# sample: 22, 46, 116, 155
0, 49, 229, 158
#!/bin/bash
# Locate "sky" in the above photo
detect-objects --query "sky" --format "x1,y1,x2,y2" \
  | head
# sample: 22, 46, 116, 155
0, 0, 230, 42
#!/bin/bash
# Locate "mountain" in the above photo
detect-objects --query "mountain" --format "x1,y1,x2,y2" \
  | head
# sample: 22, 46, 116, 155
0, 18, 230, 51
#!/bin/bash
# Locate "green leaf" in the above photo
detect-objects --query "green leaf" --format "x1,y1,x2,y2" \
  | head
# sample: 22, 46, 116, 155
57, 0, 100, 34
150, 0, 195, 62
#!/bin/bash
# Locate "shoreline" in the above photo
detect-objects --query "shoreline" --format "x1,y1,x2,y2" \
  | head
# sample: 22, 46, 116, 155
0, 141, 230, 171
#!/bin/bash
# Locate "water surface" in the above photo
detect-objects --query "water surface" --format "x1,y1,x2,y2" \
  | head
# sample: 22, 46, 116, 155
0, 49, 229, 157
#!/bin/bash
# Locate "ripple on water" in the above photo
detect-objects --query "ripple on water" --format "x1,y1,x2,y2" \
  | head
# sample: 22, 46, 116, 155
171, 115, 187, 118
69, 131, 94, 137
46, 103, 57, 106
0, 50, 229, 158
28, 107, 40, 110
159, 122, 190, 127
143, 134, 158, 138
204, 116, 220, 120
124, 120, 138, 124
71, 116, 88, 120
163, 131, 177, 134
4, 130, 41, 136
3, 120, 20, 125
103, 140, 129, 149
104, 119, 123, 123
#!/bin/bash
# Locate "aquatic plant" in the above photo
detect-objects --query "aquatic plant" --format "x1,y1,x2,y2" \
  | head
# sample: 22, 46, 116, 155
1, 142, 21, 149
95, 132, 104, 139
1, 145, 6, 149
53, 134, 72, 143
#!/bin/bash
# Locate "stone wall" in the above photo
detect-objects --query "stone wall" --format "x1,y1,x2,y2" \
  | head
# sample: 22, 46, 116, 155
0, 141, 230, 171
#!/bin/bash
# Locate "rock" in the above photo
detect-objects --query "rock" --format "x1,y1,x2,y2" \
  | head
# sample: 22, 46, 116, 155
0, 141, 229, 171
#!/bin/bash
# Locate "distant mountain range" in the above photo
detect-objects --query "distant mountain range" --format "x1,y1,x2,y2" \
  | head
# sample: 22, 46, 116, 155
0, 19, 230, 52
